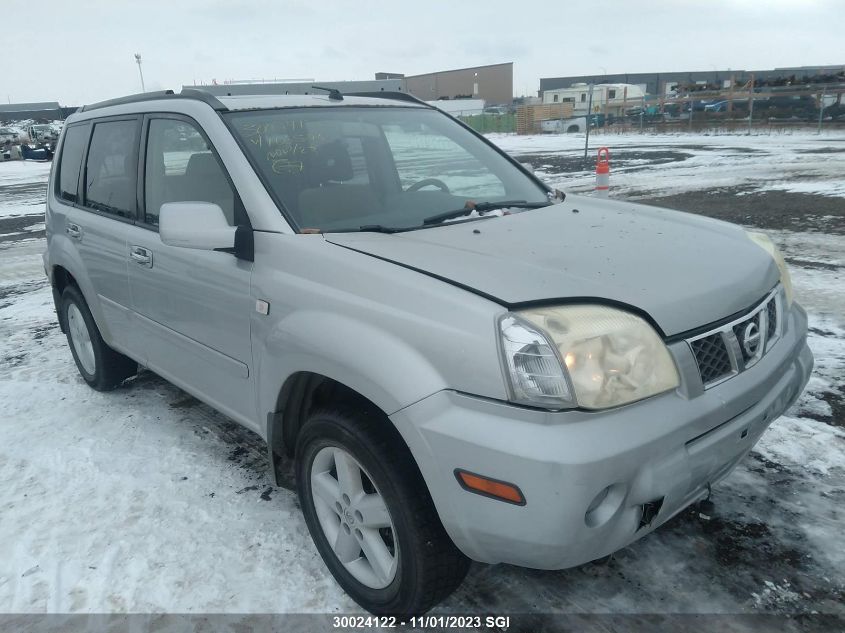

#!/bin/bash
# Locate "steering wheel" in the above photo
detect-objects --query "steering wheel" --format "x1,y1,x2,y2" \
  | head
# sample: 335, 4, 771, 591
407, 178, 451, 193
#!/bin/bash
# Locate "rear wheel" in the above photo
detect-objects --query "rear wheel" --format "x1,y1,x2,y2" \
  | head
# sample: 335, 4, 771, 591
61, 285, 137, 391
296, 407, 470, 615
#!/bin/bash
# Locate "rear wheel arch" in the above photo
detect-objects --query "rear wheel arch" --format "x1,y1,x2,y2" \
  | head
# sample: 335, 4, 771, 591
51, 265, 79, 332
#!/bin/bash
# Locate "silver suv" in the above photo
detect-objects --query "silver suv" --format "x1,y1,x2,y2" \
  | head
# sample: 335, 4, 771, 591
44, 88, 813, 615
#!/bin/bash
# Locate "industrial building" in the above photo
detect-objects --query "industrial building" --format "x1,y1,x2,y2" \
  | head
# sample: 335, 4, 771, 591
0, 102, 77, 122
540, 64, 845, 98
188, 62, 515, 106
402, 62, 513, 105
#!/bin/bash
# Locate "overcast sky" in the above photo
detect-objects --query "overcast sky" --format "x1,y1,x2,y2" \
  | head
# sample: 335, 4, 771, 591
3, 0, 843, 106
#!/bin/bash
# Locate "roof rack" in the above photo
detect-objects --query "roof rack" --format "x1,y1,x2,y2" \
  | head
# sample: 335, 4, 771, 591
80, 89, 227, 113
347, 91, 433, 107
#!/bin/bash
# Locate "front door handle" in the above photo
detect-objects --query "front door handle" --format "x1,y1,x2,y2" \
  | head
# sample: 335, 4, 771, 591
129, 245, 153, 268
66, 223, 82, 239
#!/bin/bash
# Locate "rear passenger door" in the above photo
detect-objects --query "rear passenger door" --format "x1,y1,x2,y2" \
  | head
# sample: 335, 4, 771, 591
58, 117, 140, 350
126, 114, 256, 425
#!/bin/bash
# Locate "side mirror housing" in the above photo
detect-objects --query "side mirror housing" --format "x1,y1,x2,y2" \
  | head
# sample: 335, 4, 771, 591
159, 202, 236, 251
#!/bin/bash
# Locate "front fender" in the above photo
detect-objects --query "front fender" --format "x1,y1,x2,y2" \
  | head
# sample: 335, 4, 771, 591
257, 309, 448, 432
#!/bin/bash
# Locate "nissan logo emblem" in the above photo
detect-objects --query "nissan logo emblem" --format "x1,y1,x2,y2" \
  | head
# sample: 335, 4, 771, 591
742, 321, 761, 357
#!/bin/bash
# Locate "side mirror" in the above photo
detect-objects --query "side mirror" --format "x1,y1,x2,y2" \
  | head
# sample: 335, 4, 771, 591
159, 202, 236, 251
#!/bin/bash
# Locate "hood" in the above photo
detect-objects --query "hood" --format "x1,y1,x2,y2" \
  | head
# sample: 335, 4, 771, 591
325, 195, 780, 337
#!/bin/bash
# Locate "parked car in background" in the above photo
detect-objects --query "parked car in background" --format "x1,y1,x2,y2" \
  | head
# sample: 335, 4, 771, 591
26, 123, 61, 146
0, 127, 20, 143
45, 88, 812, 615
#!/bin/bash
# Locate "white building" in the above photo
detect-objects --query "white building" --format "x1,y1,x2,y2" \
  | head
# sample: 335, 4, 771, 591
542, 83, 646, 117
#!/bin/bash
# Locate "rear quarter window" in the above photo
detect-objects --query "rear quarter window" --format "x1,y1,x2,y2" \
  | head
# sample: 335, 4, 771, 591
56, 125, 89, 203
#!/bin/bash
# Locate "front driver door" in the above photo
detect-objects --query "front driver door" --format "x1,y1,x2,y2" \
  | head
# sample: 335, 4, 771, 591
126, 114, 256, 426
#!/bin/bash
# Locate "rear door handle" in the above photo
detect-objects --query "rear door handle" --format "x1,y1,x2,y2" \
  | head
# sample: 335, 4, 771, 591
66, 223, 82, 239
129, 245, 153, 268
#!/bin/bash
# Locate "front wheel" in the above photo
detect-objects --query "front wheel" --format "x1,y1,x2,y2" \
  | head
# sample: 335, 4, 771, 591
296, 407, 469, 615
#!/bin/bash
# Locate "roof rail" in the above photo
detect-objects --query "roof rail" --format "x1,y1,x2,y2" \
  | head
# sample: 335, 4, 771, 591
79, 89, 227, 113
178, 88, 228, 110
347, 91, 433, 107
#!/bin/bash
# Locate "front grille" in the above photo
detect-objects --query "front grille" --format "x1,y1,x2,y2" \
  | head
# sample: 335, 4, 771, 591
690, 334, 733, 384
766, 299, 777, 340
686, 287, 782, 388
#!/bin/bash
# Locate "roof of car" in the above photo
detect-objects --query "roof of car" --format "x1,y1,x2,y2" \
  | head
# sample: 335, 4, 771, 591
77, 89, 428, 115
218, 93, 424, 111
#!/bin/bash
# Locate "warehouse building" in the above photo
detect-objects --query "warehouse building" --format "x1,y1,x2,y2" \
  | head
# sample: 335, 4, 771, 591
189, 62, 514, 106
0, 102, 77, 122
540, 64, 845, 98
401, 62, 513, 105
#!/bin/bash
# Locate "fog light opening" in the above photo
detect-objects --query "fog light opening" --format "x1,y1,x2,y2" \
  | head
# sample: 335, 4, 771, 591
584, 483, 626, 528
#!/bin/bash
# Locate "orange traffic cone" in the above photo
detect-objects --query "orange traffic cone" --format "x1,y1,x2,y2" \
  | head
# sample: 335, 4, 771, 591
595, 147, 610, 197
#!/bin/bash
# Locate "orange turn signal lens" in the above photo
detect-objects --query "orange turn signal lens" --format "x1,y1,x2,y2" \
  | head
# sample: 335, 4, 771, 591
455, 469, 526, 506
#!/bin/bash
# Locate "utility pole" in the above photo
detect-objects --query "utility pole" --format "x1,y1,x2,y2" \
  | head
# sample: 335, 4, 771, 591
727, 73, 734, 116
747, 73, 754, 135
688, 89, 694, 132
818, 90, 826, 134
134, 53, 146, 92
640, 95, 644, 133
584, 84, 594, 162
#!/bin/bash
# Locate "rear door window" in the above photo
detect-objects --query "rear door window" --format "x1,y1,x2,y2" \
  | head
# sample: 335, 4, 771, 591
56, 124, 89, 203
84, 119, 139, 219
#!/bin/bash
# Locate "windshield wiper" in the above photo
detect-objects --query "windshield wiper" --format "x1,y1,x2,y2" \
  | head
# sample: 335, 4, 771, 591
422, 200, 550, 226
357, 224, 412, 234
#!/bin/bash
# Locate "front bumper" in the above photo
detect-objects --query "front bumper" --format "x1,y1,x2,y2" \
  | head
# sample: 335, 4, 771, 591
390, 304, 813, 569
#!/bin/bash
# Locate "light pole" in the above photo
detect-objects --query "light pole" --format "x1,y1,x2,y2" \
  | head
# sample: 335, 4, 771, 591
818, 90, 827, 135
583, 83, 594, 163
134, 53, 146, 92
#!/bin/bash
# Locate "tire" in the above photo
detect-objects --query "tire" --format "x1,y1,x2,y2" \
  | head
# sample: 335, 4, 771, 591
61, 285, 137, 391
296, 407, 470, 615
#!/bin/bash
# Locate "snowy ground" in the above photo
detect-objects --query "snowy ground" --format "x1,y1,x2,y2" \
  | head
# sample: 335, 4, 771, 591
1, 132, 843, 625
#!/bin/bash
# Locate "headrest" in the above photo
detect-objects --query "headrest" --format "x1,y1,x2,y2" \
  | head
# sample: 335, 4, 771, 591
311, 140, 353, 183
185, 152, 219, 179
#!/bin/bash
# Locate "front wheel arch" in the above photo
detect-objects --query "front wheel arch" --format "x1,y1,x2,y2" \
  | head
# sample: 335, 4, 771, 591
267, 372, 413, 486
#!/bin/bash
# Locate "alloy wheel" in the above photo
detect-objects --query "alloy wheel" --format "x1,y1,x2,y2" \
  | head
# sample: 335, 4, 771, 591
310, 445, 398, 589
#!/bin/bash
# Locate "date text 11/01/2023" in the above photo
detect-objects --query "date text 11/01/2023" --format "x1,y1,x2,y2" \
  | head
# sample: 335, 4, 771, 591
333, 615, 512, 629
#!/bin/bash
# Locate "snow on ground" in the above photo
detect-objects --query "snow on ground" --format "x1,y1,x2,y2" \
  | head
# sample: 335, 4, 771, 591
0, 161, 52, 220
0, 132, 843, 621
490, 130, 845, 201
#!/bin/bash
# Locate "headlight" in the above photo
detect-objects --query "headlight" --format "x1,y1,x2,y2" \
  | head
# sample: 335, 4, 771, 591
499, 305, 679, 410
747, 231, 793, 306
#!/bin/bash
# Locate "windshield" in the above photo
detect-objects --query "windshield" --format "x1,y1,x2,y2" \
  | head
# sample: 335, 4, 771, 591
224, 106, 549, 232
